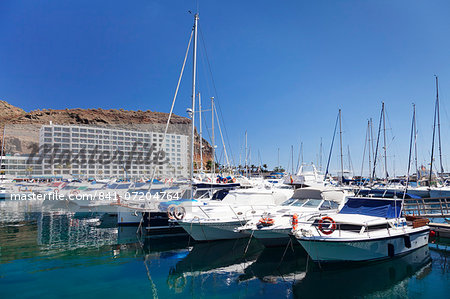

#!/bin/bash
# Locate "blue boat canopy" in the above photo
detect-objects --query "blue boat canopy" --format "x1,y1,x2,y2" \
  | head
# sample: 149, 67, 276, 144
339, 197, 402, 218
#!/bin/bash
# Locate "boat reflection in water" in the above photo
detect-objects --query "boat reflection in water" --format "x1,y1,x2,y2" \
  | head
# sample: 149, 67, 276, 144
238, 242, 308, 283
166, 238, 263, 292
294, 245, 432, 298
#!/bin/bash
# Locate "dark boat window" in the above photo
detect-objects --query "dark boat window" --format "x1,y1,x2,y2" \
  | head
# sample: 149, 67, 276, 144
319, 200, 339, 210
366, 224, 389, 231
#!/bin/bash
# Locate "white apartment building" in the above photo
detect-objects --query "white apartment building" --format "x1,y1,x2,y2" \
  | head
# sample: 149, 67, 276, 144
34, 124, 189, 179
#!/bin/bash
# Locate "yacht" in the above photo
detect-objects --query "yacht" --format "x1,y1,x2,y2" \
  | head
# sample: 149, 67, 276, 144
175, 185, 294, 241
294, 196, 430, 262
237, 187, 349, 247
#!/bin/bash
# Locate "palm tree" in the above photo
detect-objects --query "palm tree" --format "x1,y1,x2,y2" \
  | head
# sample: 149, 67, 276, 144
26, 166, 33, 178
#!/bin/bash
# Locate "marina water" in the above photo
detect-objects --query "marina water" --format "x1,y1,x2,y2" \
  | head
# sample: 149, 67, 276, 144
1, 200, 449, 298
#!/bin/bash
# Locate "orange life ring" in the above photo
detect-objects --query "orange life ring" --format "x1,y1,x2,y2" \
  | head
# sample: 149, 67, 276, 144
259, 217, 274, 226
292, 213, 299, 230
223, 178, 228, 184
318, 216, 336, 235
232, 178, 236, 183
71, 189, 80, 195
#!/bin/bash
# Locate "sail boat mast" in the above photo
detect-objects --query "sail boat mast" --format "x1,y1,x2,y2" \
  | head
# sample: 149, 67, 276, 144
430, 78, 439, 184
339, 109, 344, 184
190, 13, 199, 181
372, 103, 384, 184
382, 102, 388, 180
436, 75, 444, 174
367, 120, 372, 179
211, 97, 215, 176
198, 93, 203, 171
413, 105, 419, 184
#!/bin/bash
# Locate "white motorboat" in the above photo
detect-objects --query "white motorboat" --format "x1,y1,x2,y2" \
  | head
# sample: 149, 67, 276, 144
238, 187, 349, 247
429, 185, 450, 198
294, 197, 430, 262
176, 185, 294, 241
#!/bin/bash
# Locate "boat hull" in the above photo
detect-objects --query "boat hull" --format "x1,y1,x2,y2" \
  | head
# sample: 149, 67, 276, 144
178, 220, 248, 241
429, 189, 450, 199
251, 228, 292, 247
297, 227, 429, 262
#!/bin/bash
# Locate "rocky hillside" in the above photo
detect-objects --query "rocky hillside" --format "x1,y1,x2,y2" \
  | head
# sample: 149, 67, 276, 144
0, 100, 212, 165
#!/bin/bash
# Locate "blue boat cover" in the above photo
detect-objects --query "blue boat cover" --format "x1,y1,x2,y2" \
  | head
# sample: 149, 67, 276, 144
339, 197, 402, 218
357, 189, 421, 199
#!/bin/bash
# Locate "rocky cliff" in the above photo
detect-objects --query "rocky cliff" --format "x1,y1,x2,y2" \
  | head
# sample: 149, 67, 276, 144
0, 100, 212, 165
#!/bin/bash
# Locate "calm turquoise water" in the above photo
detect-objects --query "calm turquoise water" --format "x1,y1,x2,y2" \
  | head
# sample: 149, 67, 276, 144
1, 200, 449, 298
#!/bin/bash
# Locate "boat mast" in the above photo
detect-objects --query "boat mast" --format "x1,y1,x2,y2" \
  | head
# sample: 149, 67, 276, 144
198, 93, 203, 172
190, 13, 199, 182
430, 79, 438, 185
413, 104, 419, 184
245, 131, 248, 177
347, 145, 353, 177
436, 75, 444, 175
372, 103, 384, 184
291, 145, 294, 174
339, 109, 344, 184
301, 142, 304, 166
369, 118, 374, 181
382, 102, 388, 181
324, 111, 339, 181
361, 121, 369, 178
211, 97, 215, 176
277, 147, 280, 171
367, 120, 372, 179
403, 104, 416, 212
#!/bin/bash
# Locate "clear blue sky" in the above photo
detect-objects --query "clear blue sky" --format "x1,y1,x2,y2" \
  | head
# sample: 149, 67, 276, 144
1, 0, 450, 176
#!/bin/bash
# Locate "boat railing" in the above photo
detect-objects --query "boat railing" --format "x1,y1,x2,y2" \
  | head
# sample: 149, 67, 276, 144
296, 220, 395, 237
403, 197, 450, 217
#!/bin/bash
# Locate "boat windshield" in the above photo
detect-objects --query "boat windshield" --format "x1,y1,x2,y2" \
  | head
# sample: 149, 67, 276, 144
301, 199, 323, 208
281, 198, 309, 206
